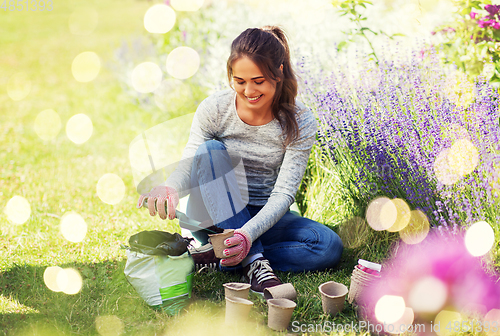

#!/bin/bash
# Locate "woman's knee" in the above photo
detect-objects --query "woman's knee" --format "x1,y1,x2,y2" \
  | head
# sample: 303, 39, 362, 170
313, 225, 344, 270
194, 140, 228, 166
193, 140, 228, 173
196, 139, 226, 154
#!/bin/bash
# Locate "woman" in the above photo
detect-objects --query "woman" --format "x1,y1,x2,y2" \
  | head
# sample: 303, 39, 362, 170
138, 26, 343, 295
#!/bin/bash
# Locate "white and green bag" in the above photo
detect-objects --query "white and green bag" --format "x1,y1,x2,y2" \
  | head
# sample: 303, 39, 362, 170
124, 231, 194, 315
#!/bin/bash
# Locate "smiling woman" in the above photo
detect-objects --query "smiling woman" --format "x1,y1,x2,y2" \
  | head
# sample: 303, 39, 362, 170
227, 26, 298, 145
138, 25, 344, 297
231, 57, 278, 126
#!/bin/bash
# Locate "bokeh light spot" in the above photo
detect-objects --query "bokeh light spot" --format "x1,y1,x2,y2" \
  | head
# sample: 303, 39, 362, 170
154, 78, 193, 111
96, 173, 126, 205
435, 310, 462, 336
60, 268, 83, 295
34, 109, 61, 141
386, 198, 411, 232
338, 216, 372, 249
44, 267, 82, 294
484, 309, 500, 336
461, 303, 487, 317
171, 0, 204, 11
375, 295, 406, 324
442, 123, 470, 142
465, 221, 495, 257
56, 268, 69, 292
72, 51, 101, 83
4, 195, 31, 224
444, 72, 474, 108
408, 276, 447, 313
44, 266, 64, 292
447, 138, 479, 177
131, 62, 162, 93
366, 197, 397, 231
387, 307, 414, 335
69, 7, 98, 35
60, 212, 87, 243
66, 113, 93, 144
7, 72, 31, 101
166, 47, 200, 80
144, 4, 176, 34
95, 315, 125, 336
399, 210, 430, 244
434, 148, 461, 185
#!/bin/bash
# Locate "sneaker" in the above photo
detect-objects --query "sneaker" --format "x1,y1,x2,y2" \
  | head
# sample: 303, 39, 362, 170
189, 243, 220, 273
243, 257, 282, 295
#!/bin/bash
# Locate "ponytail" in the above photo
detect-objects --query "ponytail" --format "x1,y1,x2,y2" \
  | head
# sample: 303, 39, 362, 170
227, 26, 299, 147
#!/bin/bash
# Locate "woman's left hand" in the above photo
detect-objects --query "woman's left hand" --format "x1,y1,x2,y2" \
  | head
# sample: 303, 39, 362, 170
220, 229, 252, 267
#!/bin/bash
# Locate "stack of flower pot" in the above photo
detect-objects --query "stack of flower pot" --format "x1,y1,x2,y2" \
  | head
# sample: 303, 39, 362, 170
348, 259, 381, 304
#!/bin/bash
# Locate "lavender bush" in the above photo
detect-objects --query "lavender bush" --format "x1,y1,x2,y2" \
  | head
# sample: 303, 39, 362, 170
299, 44, 500, 234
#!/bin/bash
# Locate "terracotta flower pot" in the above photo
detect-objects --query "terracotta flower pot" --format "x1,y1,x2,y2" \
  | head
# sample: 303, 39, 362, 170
348, 266, 380, 303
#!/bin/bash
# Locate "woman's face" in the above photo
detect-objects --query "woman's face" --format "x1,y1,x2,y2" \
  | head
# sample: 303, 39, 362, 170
231, 56, 278, 116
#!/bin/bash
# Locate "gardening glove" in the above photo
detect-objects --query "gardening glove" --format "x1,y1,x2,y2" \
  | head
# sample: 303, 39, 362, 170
220, 229, 252, 267
137, 186, 179, 220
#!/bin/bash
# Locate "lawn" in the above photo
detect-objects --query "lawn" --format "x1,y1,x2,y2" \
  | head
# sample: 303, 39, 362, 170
0, 1, 367, 335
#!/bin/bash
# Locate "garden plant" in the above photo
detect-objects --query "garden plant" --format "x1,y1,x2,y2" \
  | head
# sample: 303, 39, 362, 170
435, 0, 500, 85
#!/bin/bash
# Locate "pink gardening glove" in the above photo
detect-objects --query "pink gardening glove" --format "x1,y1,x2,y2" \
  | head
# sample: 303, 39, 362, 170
220, 229, 252, 267
136, 186, 179, 220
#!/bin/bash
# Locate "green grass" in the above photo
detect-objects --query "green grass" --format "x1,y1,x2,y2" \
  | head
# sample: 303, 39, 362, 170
5, 0, 497, 335
0, 1, 371, 335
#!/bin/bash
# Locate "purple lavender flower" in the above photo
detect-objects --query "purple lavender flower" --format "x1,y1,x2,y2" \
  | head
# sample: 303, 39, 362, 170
302, 44, 500, 230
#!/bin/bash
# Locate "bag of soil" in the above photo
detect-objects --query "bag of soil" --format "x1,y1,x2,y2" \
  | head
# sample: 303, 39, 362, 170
124, 231, 194, 315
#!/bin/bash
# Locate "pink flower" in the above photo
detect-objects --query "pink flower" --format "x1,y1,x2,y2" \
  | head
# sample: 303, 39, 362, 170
478, 19, 489, 28
493, 21, 500, 29
360, 230, 500, 330
485, 4, 500, 17
470, 11, 477, 19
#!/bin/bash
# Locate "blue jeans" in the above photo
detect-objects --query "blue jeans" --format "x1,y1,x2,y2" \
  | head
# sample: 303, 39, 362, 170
186, 140, 343, 272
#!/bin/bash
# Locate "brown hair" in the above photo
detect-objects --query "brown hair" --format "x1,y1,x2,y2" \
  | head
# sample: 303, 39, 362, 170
227, 26, 299, 146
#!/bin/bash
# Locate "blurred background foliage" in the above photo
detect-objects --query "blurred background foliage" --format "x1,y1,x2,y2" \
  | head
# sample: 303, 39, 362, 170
433, 0, 500, 85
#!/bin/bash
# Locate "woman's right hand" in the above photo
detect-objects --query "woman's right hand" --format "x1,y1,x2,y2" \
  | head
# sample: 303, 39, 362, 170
137, 186, 179, 220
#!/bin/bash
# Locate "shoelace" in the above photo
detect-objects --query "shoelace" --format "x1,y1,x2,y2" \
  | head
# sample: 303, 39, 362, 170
248, 259, 276, 284
195, 263, 218, 273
